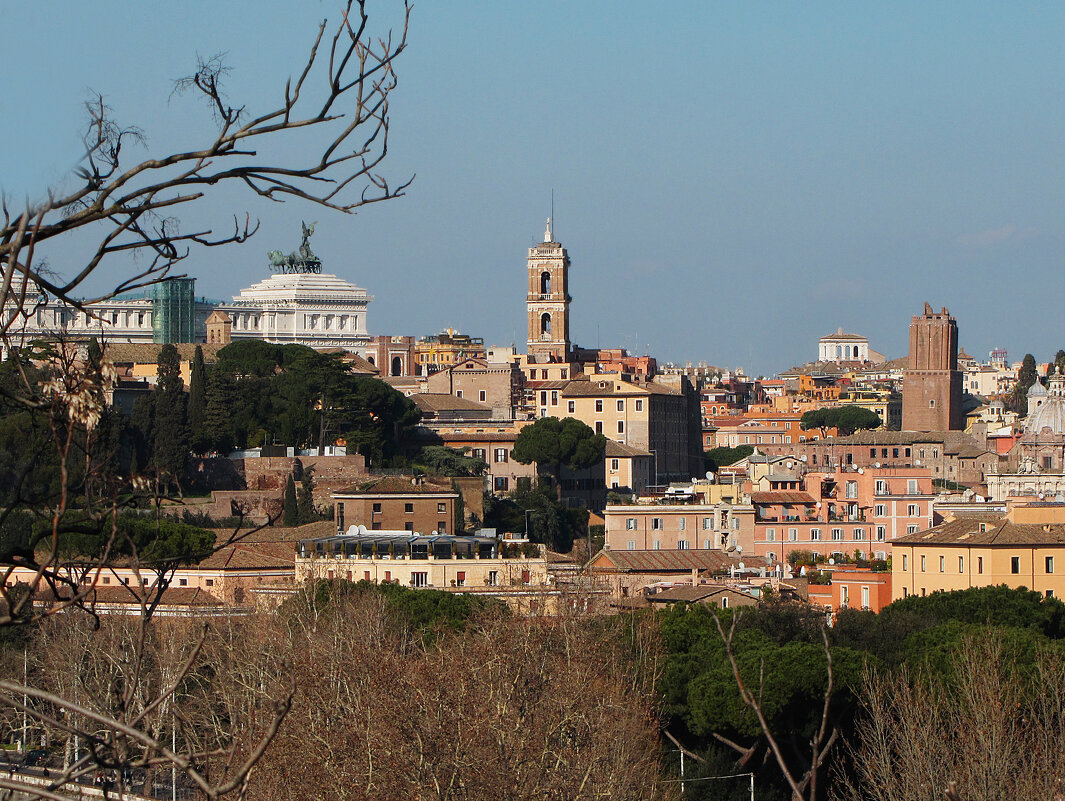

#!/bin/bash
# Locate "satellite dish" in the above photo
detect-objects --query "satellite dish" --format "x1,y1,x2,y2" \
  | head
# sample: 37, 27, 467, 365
800, 455, 807, 462
828, 558, 836, 565
914, 460, 921, 466
875, 462, 881, 468
738, 562, 745, 569
705, 471, 714, 480
857, 468, 864, 474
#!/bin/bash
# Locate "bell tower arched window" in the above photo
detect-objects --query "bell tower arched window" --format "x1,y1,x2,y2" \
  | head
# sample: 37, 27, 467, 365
540, 271, 551, 295
391, 356, 403, 376
540, 313, 552, 337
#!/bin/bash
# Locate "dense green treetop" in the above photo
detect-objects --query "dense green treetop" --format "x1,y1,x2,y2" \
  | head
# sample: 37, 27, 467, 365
800, 405, 882, 436
512, 416, 607, 479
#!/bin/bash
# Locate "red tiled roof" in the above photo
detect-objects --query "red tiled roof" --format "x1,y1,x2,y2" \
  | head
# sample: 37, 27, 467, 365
590, 549, 743, 573
749, 491, 817, 505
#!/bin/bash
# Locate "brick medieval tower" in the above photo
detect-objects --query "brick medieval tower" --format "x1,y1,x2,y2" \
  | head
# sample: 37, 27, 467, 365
902, 303, 964, 431
526, 219, 571, 362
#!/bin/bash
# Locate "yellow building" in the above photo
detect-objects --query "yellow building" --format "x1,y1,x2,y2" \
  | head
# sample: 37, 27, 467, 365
892, 503, 1065, 600
415, 328, 486, 374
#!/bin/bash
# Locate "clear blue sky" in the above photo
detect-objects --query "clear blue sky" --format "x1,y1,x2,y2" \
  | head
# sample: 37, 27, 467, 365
4, 2, 1065, 375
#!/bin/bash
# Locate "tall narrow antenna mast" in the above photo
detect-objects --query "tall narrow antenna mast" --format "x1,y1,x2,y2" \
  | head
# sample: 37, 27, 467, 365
551, 189, 555, 240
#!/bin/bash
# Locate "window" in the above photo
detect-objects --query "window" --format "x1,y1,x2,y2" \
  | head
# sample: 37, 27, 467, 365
853, 528, 864, 540
703, 539, 711, 549
205, 578, 215, 587
457, 390, 464, 399
595, 400, 603, 413
907, 479, 919, 494
494, 476, 509, 492
494, 448, 509, 463
703, 517, 713, 530
635, 399, 644, 412
874, 504, 886, 517
550, 390, 558, 405
456, 571, 466, 587
438, 503, 447, 513
908, 504, 920, 517
920, 555, 926, 572
875, 480, 888, 495
411, 572, 428, 588
902, 554, 908, 571
678, 518, 686, 531
179, 578, 188, 587
651, 518, 664, 530
832, 528, 843, 541
372, 503, 382, 513
540, 391, 547, 406
480, 390, 487, 402
568, 400, 575, 413
788, 528, 798, 542
907, 525, 918, 535
1011, 556, 1020, 574
626, 518, 637, 530
959, 556, 964, 572
627, 540, 636, 550
939, 555, 945, 572
521, 570, 531, 585
1047, 556, 1055, 574
840, 585, 849, 607
437, 521, 447, 533
617, 420, 625, 434
978, 556, 983, 574
404, 522, 414, 531
876, 526, 886, 541
595, 421, 603, 434
405, 503, 414, 513
610, 458, 620, 471
617, 399, 625, 412
678, 540, 690, 550
811, 528, 822, 541
653, 540, 661, 550
765, 528, 776, 542
929, 399, 936, 408
846, 481, 858, 499
472, 448, 486, 460
1048, 590, 1055, 599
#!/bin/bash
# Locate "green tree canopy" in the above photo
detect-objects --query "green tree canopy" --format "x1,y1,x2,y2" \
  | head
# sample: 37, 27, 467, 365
512, 416, 606, 500
800, 405, 882, 437
1012, 353, 1039, 415
415, 446, 488, 477
705, 445, 753, 471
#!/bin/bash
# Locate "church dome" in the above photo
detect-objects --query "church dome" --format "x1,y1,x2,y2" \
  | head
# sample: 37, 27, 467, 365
1025, 372, 1065, 435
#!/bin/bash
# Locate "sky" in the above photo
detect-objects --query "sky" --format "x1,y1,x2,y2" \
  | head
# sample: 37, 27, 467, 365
4, 2, 1065, 376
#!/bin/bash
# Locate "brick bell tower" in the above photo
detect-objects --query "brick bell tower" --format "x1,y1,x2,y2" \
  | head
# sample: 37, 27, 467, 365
526, 218, 571, 362
902, 302, 964, 431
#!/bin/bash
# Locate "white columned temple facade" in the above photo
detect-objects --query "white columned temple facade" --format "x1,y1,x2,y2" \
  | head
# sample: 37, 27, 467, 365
3, 235, 375, 356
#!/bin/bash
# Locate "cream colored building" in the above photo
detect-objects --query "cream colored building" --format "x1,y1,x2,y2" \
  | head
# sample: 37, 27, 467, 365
296, 530, 550, 592
892, 503, 1065, 600
535, 373, 693, 481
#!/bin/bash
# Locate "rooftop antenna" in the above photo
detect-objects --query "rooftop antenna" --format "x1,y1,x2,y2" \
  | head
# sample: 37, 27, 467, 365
551, 189, 555, 241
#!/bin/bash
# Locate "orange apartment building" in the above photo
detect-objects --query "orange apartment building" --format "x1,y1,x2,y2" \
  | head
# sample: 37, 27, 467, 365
751, 467, 935, 563
806, 567, 893, 612
705, 411, 839, 451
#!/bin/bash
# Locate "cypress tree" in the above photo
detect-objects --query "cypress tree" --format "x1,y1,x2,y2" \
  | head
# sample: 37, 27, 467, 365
203, 365, 237, 454
297, 467, 315, 524
1011, 353, 1039, 415
188, 346, 208, 453
283, 473, 299, 527
151, 344, 189, 486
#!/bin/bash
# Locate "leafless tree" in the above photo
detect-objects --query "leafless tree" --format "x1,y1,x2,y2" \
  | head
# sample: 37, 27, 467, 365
1, 0, 411, 341
0, 3, 412, 799
837, 632, 1065, 801
712, 612, 838, 801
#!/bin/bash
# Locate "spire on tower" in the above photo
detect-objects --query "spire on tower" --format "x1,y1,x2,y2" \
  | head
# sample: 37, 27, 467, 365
544, 217, 552, 243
